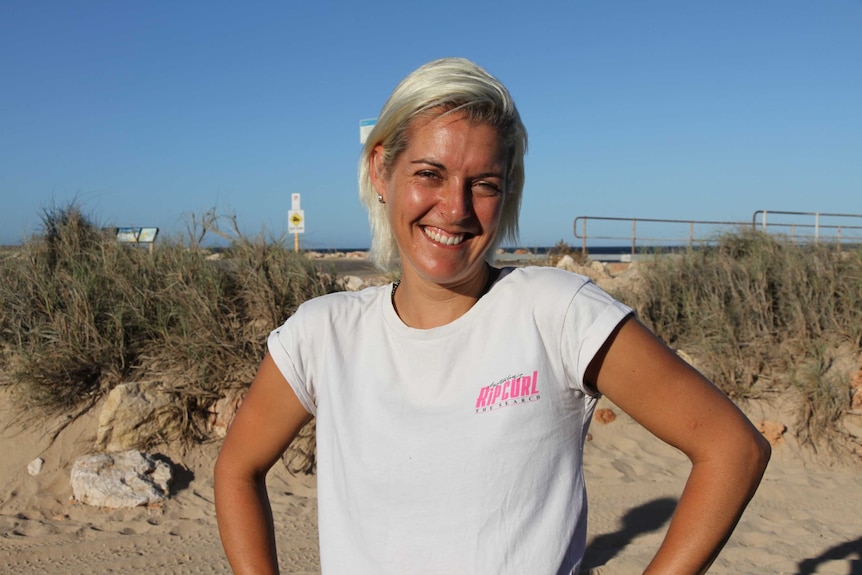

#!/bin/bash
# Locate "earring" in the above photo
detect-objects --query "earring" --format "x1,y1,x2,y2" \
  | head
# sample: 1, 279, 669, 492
377, 194, 385, 204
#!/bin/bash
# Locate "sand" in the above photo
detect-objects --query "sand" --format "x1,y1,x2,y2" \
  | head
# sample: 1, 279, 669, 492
2, 384, 861, 575
2, 256, 861, 573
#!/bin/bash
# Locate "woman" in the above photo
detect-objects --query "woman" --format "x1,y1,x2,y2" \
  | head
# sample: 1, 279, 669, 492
215, 57, 770, 574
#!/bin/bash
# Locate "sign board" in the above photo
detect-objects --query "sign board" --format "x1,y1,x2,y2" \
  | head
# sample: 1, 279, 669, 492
288, 209, 305, 234
359, 118, 377, 144
291, 193, 301, 211
116, 227, 159, 244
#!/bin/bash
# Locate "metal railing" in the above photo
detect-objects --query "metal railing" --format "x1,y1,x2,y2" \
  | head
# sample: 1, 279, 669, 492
752, 210, 862, 244
573, 211, 862, 256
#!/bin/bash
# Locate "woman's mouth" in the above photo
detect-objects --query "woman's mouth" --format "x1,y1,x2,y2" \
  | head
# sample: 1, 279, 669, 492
423, 226, 466, 246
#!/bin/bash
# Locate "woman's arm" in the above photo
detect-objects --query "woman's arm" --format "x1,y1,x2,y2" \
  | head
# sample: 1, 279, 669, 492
587, 316, 771, 574
214, 352, 313, 575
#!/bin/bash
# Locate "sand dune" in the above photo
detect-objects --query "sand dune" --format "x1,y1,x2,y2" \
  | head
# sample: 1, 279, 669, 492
2, 386, 860, 574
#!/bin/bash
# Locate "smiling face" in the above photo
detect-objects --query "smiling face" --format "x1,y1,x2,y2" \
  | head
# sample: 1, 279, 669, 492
370, 112, 509, 290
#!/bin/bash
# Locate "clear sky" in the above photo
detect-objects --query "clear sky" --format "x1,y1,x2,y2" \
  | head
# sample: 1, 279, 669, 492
2, 1, 860, 249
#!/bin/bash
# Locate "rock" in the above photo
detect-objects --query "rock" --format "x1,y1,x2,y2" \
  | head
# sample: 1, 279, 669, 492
589, 260, 607, 275
851, 364, 862, 410
208, 392, 244, 439
27, 457, 44, 476
556, 254, 576, 269
70, 450, 172, 508
841, 413, 862, 440
95, 381, 176, 452
338, 275, 365, 291
758, 420, 787, 446
556, 255, 609, 283
282, 419, 317, 475
594, 408, 617, 424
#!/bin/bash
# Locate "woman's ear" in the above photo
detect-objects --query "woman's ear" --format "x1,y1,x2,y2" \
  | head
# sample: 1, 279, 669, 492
369, 145, 387, 199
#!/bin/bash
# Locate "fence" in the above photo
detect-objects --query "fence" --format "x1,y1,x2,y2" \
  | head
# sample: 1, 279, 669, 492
573, 211, 862, 256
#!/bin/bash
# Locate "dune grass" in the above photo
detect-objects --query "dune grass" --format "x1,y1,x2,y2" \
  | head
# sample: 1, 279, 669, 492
617, 229, 861, 448
1, 207, 859, 455
0, 204, 339, 443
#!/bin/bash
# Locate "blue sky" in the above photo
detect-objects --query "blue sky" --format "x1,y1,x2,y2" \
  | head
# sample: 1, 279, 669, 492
2, 1, 860, 249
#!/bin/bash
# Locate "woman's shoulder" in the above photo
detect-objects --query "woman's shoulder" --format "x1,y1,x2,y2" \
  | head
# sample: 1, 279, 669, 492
501, 265, 595, 291
288, 283, 390, 326
498, 266, 625, 312
299, 283, 389, 310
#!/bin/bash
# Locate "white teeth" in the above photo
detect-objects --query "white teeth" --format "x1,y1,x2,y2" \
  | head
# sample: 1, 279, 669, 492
424, 227, 464, 245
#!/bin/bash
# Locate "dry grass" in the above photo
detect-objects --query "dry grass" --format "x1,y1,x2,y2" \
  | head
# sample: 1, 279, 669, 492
2, 207, 859, 455
615, 229, 862, 448
0, 204, 340, 444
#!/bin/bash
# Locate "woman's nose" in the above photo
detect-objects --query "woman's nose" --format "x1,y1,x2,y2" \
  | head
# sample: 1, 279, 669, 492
439, 180, 474, 220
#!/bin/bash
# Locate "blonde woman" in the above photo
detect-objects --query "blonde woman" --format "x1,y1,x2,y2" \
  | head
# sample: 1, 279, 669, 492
215, 57, 770, 575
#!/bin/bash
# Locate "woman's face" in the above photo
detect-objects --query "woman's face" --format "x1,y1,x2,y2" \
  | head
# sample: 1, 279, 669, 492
371, 113, 508, 289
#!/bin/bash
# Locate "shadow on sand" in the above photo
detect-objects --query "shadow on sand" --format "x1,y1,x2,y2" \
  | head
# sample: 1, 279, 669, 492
796, 536, 862, 575
582, 497, 677, 571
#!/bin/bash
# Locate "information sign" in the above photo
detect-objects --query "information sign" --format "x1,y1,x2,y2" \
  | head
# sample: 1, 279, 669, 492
359, 118, 377, 144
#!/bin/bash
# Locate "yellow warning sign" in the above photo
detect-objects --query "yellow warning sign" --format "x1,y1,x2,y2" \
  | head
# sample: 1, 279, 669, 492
288, 209, 305, 233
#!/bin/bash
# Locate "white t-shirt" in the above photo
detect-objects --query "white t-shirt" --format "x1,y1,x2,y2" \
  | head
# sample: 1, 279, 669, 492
268, 266, 633, 575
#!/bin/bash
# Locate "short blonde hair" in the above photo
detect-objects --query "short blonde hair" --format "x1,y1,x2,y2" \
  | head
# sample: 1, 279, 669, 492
358, 57, 528, 270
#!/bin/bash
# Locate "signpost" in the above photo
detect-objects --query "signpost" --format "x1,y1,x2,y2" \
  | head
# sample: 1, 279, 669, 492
288, 193, 305, 251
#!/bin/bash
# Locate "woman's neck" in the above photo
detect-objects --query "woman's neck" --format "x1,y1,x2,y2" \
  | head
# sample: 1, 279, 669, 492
391, 264, 499, 329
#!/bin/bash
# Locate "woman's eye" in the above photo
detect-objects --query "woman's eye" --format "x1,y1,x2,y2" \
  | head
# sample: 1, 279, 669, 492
473, 181, 502, 197
417, 170, 440, 180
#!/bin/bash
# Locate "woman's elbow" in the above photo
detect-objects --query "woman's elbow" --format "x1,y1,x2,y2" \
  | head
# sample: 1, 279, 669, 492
756, 431, 772, 470
742, 425, 772, 487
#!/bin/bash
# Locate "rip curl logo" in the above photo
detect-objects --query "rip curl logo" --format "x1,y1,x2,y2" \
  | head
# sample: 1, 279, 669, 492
474, 371, 540, 413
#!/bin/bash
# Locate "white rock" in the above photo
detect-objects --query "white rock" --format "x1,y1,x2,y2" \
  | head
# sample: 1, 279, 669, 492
27, 457, 44, 476
339, 275, 365, 291
95, 381, 174, 451
555, 254, 576, 270
70, 450, 172, 508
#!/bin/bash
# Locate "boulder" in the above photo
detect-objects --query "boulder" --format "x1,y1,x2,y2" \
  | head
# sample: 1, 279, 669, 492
841, 413, 862, 440
282, 419, 317, 475
338, 275, 365, 292
208, 391, 244, 439
70, 450, 172, 508
555, 255, 609, 283
96, 381, 175, 452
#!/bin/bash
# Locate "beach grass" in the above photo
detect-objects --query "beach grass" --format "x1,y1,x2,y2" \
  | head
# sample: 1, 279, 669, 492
1, 205, 859, 453
0, 204, 339, 443
616, 229, 861, 449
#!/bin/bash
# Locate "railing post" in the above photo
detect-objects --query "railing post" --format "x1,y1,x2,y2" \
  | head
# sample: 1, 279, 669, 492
689, 221, 694, 250
582, 218, 587, 256
631, 219, 637, 256
814, 212, 820, 243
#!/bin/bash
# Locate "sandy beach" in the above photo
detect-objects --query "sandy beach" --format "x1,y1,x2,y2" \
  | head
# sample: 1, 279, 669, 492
2, 257, 861, 574
2, 382, 861, 574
